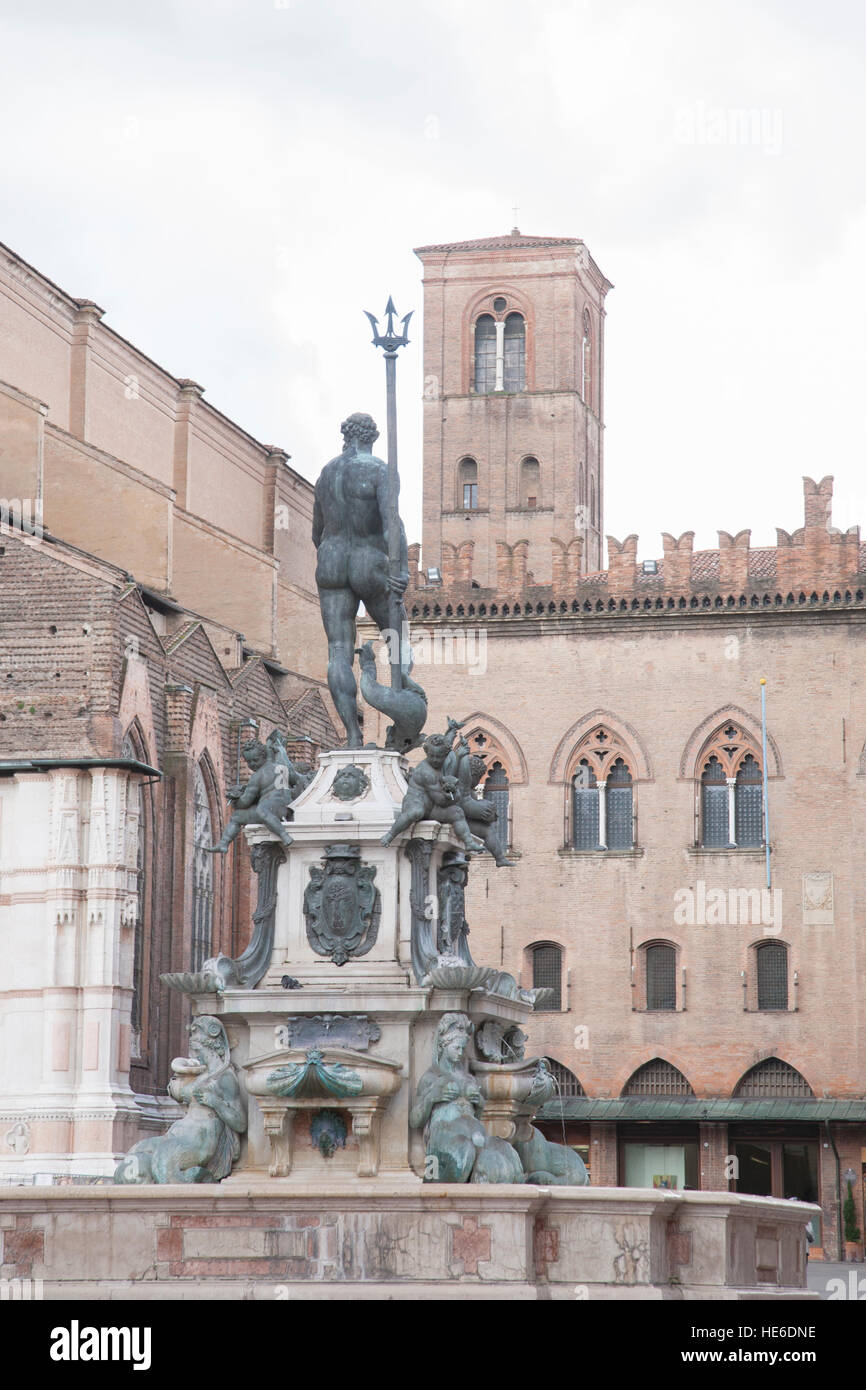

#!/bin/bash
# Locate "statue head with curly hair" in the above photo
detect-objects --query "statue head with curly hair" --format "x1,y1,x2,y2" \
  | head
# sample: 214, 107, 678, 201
340, 412, 379, 450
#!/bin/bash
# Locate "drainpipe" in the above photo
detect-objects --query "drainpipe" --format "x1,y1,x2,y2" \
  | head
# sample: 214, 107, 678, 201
825, 1120, 842, 1260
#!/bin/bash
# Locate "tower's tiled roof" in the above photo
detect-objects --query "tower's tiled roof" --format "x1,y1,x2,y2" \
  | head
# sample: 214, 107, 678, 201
414, 232, 580, 254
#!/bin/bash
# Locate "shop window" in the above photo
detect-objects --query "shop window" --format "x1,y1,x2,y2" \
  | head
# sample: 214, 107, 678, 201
733, 1140, 821, 1244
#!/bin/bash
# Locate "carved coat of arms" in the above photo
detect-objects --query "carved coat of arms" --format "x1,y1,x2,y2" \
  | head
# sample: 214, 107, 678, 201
304, 844, 381, 966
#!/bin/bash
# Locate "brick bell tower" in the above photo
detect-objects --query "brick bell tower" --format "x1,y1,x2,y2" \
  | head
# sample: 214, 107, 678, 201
414, 229, 613, 586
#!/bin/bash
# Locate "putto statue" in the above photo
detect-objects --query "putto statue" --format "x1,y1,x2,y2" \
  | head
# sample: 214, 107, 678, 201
209, 729, 311, 853
446, 725, 514, 867
381, 730, 486, 854
114, 1017, 246, 1184
410, 1013, 524, 1184
313, 412, 426, 748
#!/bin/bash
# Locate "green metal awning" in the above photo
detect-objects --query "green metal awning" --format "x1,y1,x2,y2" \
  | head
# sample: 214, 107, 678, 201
537, 1098, 866, 1123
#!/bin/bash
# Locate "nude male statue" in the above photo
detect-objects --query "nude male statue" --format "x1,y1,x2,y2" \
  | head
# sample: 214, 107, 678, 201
313, 412, 420, 748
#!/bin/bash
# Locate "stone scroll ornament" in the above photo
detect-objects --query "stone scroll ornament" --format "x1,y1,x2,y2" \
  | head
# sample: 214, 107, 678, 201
410, 1013, 524, 1184
304, 844, 381, 966
114, 1017, 246, 1184
161, 842, 286, 994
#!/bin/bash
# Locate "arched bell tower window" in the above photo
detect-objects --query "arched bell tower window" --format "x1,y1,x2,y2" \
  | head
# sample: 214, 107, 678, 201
520, 457, 540, 508
459, 457, 478, 510
474, 314, 497, 394
503, 313, 525, 391
192, 760, 215, 971
473, 305, 526, 394
581, 309, 592, 406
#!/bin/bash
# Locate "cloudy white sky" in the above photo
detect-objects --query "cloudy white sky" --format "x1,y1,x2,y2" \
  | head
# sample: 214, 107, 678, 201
1, 0, 864, 559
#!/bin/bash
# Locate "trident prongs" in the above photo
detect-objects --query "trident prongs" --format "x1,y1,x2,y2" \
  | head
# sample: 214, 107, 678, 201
365, 296, 413, 358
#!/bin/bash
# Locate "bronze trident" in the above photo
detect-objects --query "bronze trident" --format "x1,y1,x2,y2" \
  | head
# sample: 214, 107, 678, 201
364, 297, 413, 691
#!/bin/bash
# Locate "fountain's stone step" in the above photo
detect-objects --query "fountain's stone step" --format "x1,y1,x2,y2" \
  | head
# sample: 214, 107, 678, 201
0, 1184, 818, 1300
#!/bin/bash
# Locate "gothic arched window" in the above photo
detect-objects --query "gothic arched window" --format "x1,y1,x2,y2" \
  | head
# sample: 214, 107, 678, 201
624, 1059, 694, 1096
473, 314, 496, 394
121, 728, 147, 1058
590, 475, 597, 528
531, 942, 562, 1011
484, 761, 510, 859
459, 457, 478, 510
192, 761, 215, 971
756, 941, 788, 1011
701, 756, 729, 847
569, 727, 635, 851
520, 456, 540, 508
544, 1059, 584, 1097
503, 313, 526, 391
735, 753, 764, 847
734, 1058, 811, 1098
572, 759, 599, 849
698, 724, 764, 849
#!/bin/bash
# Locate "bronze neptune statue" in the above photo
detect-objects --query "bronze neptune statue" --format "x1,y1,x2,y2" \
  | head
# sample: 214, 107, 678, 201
313, 413, 426, 748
